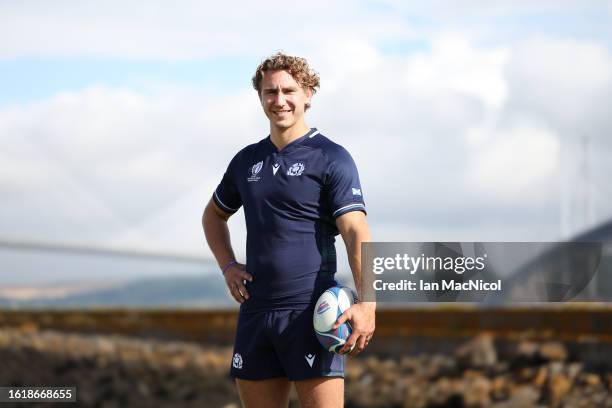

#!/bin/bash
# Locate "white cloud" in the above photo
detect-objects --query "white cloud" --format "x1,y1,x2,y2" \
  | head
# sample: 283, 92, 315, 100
465, 122, 560, 201
2, 5, 612, 262
403, 33, 510, 109
507, 37, 612, 128
0, 1, 418, 60
0, 84, 262, 249
112, 185, 248, 258
308, 34, 612, 240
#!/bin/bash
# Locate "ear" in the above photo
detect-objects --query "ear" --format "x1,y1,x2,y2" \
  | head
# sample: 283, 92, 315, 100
305, 87, 313, 104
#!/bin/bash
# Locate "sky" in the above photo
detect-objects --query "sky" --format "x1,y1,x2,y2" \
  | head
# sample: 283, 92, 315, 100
1, 1, 612, 284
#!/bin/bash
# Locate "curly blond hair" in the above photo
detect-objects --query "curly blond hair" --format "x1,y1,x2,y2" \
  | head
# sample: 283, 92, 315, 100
252, 52, 320, 109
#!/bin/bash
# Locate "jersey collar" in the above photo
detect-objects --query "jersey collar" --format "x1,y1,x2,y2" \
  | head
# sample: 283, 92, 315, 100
267, 128, 319, 154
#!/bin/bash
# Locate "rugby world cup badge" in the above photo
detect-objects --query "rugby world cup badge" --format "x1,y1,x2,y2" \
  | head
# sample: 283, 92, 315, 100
247, 161, 263, 182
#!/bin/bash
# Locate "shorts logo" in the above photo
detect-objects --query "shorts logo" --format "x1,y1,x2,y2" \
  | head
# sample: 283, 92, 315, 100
352, 188, 362, 196
287, 162, 305, 176
232, 353, 243, 369
247, 161, 263, 182
316, 301, 331, 315
305, 353, 316, 368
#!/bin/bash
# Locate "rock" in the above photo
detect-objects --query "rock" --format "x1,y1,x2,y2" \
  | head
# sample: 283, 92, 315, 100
2, 328, 609, 408
359, 373, 373, 386
364, 356, 381, 372
427, 377, 459, 406
399, 356, 419, 373
429, 354, 458, 378
491, 376, 511, 401
95, 337, 117, 354
578, 373, 601, 388
532, 366, 548, 388
403, 376, 428, 408
374, 359, 398, 384
589, 391, 608, 406
389, 377, 409, 405
539, 342, 567, 362
490, 385, 540, 408
547, 361, 564, 376
566, 362, 583, 380
606, 373, 612, 390
345, 361, 365, 380
490, 361, 509, 376
517, 367, 536, 382
462, 375, 491, 408
515, 341, 539, 359
19, 322, 39, 333
0, 327, 241, 407
136, 381, 151, 397
545, 373, 572, 407
456, 334, 497, 369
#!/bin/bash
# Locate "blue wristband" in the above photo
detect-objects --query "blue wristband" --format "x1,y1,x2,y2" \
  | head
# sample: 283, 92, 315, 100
221, 260, 238, 274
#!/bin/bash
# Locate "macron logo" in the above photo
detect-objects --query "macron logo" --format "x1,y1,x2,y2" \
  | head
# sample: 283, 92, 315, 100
352, 188, 362, 196
272, 163, 280, 175
305, 354, 316, 368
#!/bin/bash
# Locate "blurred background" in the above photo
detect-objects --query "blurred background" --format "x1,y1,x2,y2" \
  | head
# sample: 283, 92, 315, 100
1, 1, 612, 407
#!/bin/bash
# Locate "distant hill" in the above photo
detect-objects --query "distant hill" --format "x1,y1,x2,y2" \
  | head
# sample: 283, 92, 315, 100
0, 275, 234, 308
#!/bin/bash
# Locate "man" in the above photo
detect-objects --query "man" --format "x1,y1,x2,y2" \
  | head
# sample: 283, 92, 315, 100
203, 52, 375, 407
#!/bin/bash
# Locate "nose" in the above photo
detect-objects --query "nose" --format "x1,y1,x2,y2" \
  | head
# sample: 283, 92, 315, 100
273, 92, 286, 107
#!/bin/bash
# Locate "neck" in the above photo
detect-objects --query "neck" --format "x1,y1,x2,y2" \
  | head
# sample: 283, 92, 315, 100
270, 122, 310, 150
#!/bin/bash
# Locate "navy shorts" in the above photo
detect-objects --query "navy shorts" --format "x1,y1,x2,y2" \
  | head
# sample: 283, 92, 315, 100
230, 306, 345, 381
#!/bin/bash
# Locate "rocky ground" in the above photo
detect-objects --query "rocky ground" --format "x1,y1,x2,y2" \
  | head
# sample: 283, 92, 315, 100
346, 336, 612, 408
0, 327, 611, 407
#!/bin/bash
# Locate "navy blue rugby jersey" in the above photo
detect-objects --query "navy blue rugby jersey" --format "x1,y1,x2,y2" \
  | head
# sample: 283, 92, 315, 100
213, 128, 366, 311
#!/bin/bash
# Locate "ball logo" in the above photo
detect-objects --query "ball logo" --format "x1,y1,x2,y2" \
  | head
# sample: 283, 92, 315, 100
316, 300, 331, 315
252, 161, 263, 175
287, 162, 305, 176
232, 353, 243, 369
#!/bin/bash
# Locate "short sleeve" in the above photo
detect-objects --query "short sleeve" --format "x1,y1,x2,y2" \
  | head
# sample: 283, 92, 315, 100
325, 146, 366, 218
212, 154, 242, 214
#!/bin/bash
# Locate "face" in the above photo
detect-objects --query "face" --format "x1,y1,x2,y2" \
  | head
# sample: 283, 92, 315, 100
259, 69, 312, 131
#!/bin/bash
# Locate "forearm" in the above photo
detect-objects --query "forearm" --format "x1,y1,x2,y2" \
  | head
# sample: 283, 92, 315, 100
335, 212, 376, 355
203, 201, 237, 269
344, 224, 372, 302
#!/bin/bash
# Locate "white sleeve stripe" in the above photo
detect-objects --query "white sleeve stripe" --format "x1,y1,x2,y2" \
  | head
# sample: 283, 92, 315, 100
309, 130, 320, 138
333, 203, 365, 216
214, 190, 239, 212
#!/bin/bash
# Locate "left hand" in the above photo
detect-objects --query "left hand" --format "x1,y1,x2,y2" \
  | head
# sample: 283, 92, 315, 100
333, 301, 376, 356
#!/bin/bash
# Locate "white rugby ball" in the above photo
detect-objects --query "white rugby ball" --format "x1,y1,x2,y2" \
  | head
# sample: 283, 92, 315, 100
313, 286, 357, 354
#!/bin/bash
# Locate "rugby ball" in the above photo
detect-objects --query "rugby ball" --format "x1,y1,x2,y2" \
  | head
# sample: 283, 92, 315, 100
313, 286, 357, 354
